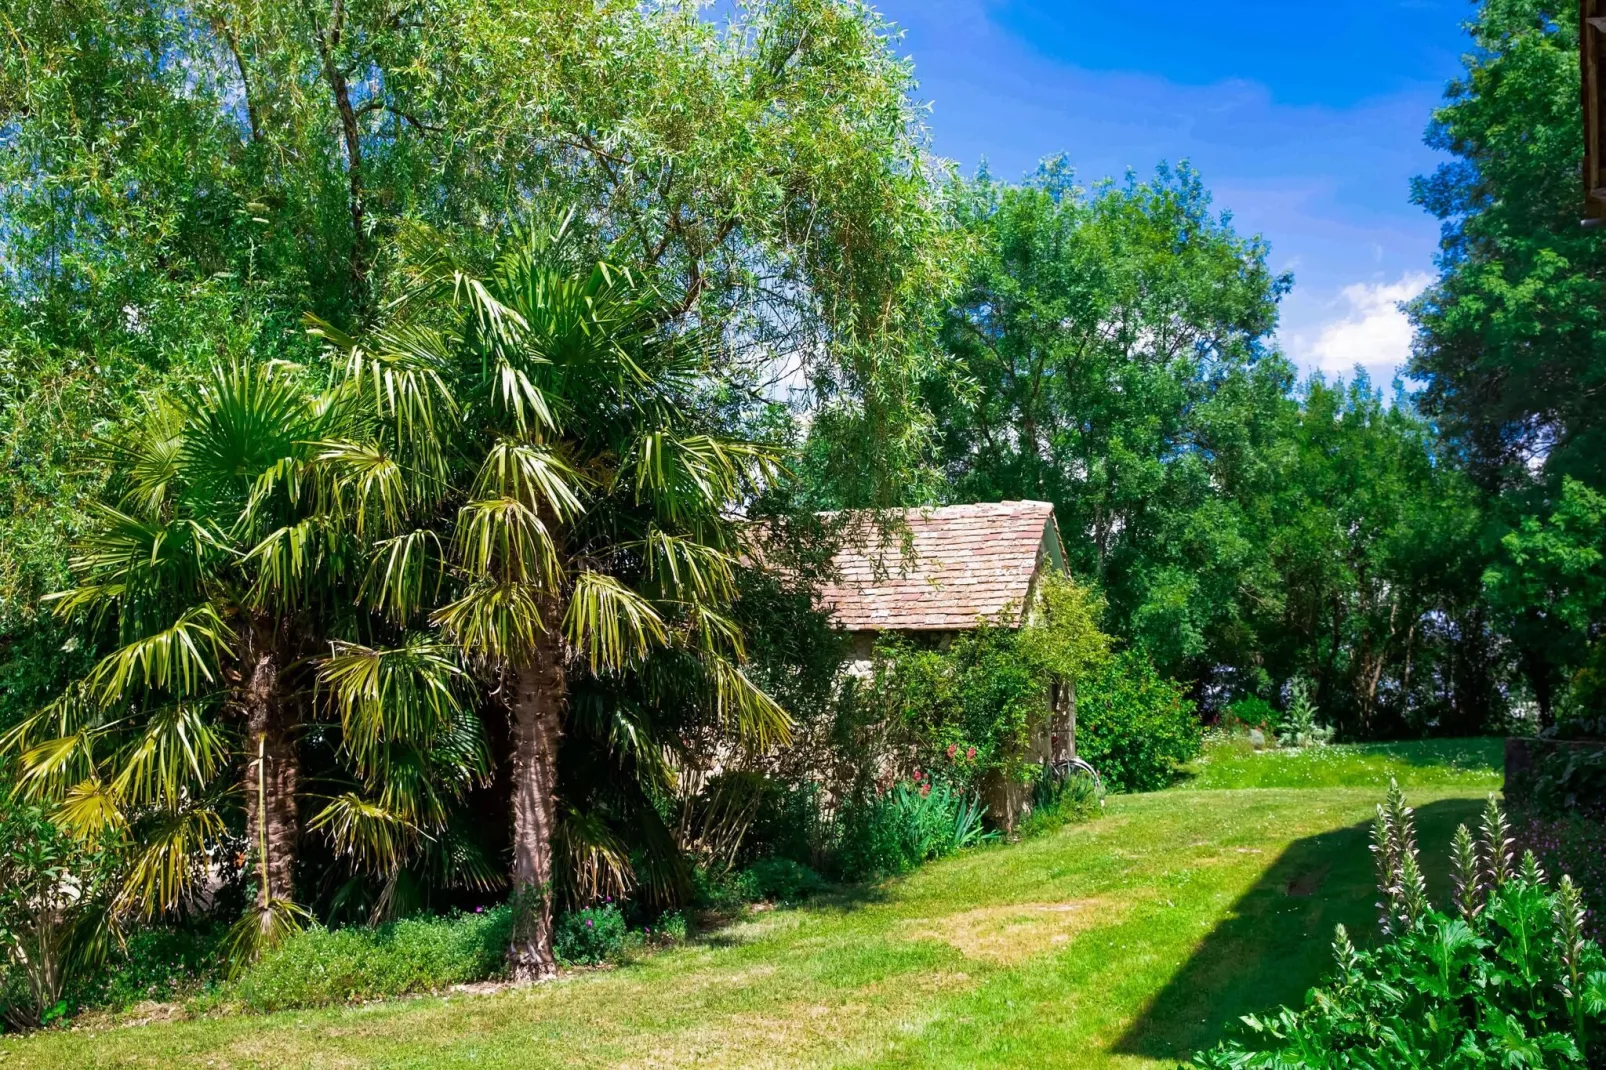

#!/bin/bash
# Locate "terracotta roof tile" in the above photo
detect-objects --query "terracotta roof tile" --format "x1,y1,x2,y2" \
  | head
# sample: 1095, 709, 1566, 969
819, 501, 1061, 633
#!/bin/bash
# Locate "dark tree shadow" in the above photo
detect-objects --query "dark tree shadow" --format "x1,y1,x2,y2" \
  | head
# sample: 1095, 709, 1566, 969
1112, 796, 1485, 1063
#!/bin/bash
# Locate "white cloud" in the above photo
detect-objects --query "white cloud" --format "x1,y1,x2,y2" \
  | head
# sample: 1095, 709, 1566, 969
1288, 272, 1432, 380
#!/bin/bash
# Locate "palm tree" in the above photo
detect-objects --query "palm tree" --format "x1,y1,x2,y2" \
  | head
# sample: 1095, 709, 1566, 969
2, 357, 499, 950
2, 364, 334, 938
312, 214, 790, 979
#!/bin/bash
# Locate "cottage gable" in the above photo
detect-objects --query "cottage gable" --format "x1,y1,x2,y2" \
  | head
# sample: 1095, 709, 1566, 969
820, 501, 1065, 633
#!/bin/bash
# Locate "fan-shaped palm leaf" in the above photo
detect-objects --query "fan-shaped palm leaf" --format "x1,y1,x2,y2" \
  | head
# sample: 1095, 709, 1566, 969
565, 572, 667, 673
431, 581, 550, 662
109, 703, 231, 810
85, 605, 233, 705
114, 806, 227, 918
308, 793, 418, 876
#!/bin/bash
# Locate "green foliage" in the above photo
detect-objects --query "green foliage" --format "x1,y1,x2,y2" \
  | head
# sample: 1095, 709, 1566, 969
1530, 746, 1606, 821
1411, 0, 1606, 491
1224, 697, 1276, 733
1018, 765, 1104, 839
931, 159, 1498, 740
62, 926, 227, 1015
738, 858, 828, 904
552, 905, 627, 967
1274, 679, 1334, 749
223, 909, 512, 1013
834, 778, 992, 882
1077, 653, 1202, 793
866, 571, 1113, 790
1193, 792, 1606, 1069
1484, 479, 1606, 722
0, 793, 119, 1030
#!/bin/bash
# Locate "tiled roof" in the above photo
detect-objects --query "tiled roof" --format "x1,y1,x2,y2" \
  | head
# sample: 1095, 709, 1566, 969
819, 501, 1062, 633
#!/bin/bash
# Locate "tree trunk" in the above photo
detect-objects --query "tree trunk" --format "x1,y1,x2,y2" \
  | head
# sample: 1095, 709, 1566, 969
508, 622, 566, 983
1050, 677, 1078, 764
243, 622, 297, 911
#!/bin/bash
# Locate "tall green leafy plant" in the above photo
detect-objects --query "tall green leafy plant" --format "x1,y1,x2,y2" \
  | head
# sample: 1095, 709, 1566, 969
312, 215, 790, 980
1194, 787, 1606, 1069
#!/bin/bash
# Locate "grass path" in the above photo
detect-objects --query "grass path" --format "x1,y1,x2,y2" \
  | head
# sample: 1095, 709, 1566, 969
3, 781, 1493, 1070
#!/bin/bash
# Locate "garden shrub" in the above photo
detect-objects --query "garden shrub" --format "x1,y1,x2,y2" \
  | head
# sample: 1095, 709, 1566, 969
64, 925, 227, 1015
739, 857, 827, 903
1077, 652, 1202, 793
553, 904, 626, 966
225, 908, 511, 1012
1223, 696, 1275, 734
1531, 745, 1606, 820
0, 795, 120, 1030
645, 910, 687, 945
1018, 764, 1103, 838
1193, 787, 1606, 1069
834, 777, 989, 881
866, 573, 1113, 795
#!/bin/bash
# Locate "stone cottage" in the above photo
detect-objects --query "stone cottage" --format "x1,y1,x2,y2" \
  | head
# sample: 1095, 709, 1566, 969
816, 501, 1076, 824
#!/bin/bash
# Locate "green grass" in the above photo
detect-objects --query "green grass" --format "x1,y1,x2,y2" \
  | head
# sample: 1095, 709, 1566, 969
2, 752, 1499, 1069
1177, 736, 1505, 792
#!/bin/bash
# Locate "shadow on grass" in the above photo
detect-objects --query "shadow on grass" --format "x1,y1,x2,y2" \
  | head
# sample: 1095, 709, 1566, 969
1112, 795, 1485, 1064
690, 881, 891, 949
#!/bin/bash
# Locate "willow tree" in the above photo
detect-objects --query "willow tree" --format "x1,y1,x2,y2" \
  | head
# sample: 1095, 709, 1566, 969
311, 216, 789, 979
2, 0, 952, 751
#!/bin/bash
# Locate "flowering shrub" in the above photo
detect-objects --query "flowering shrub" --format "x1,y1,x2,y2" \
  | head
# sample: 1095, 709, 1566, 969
553, 904, 626, 966
1192, 787, 1606, 1069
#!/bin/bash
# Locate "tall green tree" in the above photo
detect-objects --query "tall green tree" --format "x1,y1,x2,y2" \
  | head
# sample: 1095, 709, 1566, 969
0, 0, 953, 734
1, 364, 335, 930
1409, 0, 1606, 719
1410, 0, 1605, 491
926, 160, 1291, 688
314, 216, 790, 979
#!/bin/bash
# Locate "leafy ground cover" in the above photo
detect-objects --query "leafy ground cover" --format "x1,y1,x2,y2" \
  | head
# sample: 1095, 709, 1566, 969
1177, 735, 1505, 791
3, 753, 1495, 1070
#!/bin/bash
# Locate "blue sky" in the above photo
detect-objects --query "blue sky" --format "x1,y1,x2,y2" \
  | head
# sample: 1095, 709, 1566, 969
871, 0, 1476, 384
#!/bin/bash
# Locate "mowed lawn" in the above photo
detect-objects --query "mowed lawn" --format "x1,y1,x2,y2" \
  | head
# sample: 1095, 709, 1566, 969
2, 742, 1502, 1070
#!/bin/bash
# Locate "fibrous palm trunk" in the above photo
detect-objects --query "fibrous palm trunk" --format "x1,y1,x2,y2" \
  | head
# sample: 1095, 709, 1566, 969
508, 618, 566, 982
242, 619, 298, 912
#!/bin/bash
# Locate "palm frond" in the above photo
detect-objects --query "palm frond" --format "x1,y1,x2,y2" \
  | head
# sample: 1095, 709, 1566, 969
557, 807, 635, 906
313, 440, 411, 538
114, 806, 227, 919
360, 529, 445, 623
706, 656, 791, 750
85, 605, 233, 704
565, 572, 667, 673
54, 779, 128, 844
224, 898, 310, 976
109, 703, 231, 810
431, 581, 550, 662
319, 637, 468, 771
636, 530, 738, 602
473, 439, 585, 522
101, 400, 185, 518
452, 496, 562, 586
487, 358, 556, 433
13, 727, 103, 802
308, 793, 419, 876
245, 516, 337, 605
683, 603, 747, 659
